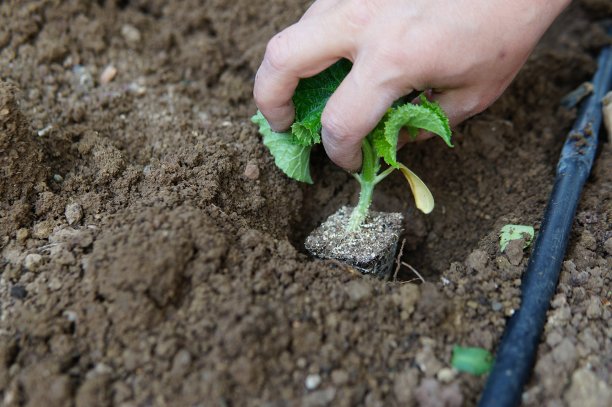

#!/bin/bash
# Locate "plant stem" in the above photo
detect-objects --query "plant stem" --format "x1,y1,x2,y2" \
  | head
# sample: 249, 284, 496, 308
347, 139, 378, 232
374, 167, 394, 185
347, 179, 374, 232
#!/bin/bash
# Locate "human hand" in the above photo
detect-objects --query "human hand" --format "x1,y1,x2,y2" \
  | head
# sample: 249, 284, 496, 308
253, 0, 570, 171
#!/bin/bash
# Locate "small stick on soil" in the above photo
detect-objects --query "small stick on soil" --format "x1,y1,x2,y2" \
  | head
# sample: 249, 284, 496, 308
401, 261, 425, 283
403, 278, 422, 284
393, 238, 406, 282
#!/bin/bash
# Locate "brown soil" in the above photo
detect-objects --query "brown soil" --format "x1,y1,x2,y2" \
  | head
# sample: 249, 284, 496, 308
0, 1, 610, 406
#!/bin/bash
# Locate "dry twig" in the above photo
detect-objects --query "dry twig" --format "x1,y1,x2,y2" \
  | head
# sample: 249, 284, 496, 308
401, 261, 425, 283
393, 238, 406, 282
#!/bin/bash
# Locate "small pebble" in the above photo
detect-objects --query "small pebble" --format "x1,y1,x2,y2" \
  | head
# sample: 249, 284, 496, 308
10, 285, 27, 299
100, 65, 117, 85
491, 301, 503, 312
331, 370, 349, 385
65, 203, 83, 225
49, 278, 63, 291
121, 24, 141, 44
72, 65, 94, 90
586, 296, 602, 319
296, 358, 307, 368
16, 228, 29, 244
37, 125, 53, 137
345, 280, 372, 302
171, 349, 192, 375
305, 374, 321, 390
505, 239, 524, 266
244, 162, 260, 180
32, 221, 53, 239
437, 368, 457, 383
53, 174, 64, 182
466, 249, 488, 272
604, 237, 612, 255
127, 82, 146, 95
63, 310, 78, 322
24, 253, 42, 271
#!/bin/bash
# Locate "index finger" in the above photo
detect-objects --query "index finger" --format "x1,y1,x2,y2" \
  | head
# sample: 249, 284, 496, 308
253, 9, 355, 132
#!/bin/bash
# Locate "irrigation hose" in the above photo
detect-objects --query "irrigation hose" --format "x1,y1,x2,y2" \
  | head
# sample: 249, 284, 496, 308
478, 41, 612, 406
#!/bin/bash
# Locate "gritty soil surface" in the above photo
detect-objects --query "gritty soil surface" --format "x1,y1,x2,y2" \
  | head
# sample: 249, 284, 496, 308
0, 1, 610, 406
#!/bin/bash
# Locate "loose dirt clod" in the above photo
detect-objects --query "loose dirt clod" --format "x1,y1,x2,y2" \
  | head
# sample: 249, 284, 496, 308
65, 203, 83, 225
305, 206, 403, 278
244, 162, 260, 180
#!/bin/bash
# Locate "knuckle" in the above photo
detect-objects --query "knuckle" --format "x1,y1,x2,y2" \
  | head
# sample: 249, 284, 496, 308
376, 45, 411, 75
346, 0, 382, 28
456, 95, 488, 123
469, 94, 491, 116
264, 33, 291, 73
321, 110, 353, 141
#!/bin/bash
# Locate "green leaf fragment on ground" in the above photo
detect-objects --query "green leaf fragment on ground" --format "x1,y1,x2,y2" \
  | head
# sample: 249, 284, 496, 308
451, 346, 494, 376
251, 111, 313, 183
499, 224, 535, 252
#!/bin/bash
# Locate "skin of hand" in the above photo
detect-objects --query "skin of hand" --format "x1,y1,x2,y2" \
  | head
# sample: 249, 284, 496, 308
253, 0, 571, 171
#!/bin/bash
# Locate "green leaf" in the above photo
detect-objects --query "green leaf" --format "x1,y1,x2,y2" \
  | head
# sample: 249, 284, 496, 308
451, 346, 494, 376
369, 112, 393, 166
419, 94, 453, 147
499, 224, 535, 252
291, 59, 352, 146
251, 111, 313, 183
376, 99, 453, 168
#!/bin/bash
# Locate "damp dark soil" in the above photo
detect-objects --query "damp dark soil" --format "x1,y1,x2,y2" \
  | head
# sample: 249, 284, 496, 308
0, 1, 610, 406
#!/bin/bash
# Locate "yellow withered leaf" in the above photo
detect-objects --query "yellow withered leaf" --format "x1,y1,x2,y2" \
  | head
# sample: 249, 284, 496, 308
398, 163, 434, 214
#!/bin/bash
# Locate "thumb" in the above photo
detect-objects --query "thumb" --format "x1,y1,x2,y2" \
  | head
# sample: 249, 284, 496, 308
321, 66, 402, 171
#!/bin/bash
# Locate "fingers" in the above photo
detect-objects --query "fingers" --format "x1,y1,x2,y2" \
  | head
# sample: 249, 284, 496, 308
301, 0, 341, 20
432, 88, 491, 128
397, 87, 490, 148
321, 64, 405, 171
254, 11, 353, 132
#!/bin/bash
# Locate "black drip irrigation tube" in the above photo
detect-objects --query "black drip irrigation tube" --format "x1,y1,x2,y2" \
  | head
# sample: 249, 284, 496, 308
478, 41, 612, 406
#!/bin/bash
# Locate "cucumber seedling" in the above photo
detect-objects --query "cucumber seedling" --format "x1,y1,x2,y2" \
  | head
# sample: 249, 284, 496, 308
252, 59, 453, 232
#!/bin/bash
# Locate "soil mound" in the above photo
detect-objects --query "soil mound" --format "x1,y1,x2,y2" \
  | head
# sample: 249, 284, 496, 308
0, 81, 48, 238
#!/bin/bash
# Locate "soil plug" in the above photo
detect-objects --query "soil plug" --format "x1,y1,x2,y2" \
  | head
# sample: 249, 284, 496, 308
305, 206, 403, 278
252, 60, 453, 277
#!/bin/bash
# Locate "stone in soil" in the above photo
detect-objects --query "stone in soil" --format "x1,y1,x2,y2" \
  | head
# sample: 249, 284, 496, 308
304, 206, 403, 278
